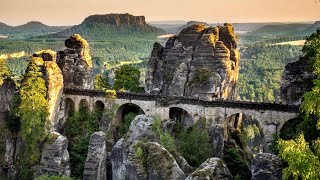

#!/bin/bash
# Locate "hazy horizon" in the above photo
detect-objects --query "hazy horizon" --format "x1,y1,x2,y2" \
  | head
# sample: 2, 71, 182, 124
1, 0, 319, 26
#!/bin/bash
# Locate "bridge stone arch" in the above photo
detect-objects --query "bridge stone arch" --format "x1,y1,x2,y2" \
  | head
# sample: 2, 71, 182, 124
227, 112, 265, 153
113, 103, 145, 127
79, 99, 90, 111
169, 106, 194, 129
65, 98, 75, 118
94, 100, 106, 124
167, 104, 206, 123
94, 100, 105, 111
112, 103, 145, 141
224, 107, 297, 149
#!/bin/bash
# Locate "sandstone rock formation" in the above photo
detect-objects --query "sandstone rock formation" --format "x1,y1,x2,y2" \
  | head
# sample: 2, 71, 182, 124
57, 34, 93, 90
39, 132, 70, 176
208, 124, 225, 158
0, 79, 16, 124
281, 56, 314, 105
111, 115, 186, 180
146, 23, 240, 100
83, 13, 147, 26
0, 126, 15, 178
251, 153, 283, 180
33, 50, 64, 130
83, 131, 107, 180
186, 158, 233, 180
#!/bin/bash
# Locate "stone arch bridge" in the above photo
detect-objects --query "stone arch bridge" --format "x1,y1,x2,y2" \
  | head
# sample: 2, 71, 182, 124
63, 88, 299, 146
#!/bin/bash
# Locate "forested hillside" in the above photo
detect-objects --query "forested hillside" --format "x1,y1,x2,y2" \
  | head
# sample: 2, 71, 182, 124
235, 22, 319, 102
237, 45, 302, 102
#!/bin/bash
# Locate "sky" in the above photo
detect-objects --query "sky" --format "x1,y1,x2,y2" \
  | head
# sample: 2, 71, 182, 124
1, 0, 319, 26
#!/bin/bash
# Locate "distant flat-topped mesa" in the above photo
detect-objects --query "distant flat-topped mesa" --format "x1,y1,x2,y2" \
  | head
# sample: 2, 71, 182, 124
146, 23, 240, 100
83, 13, 147, 26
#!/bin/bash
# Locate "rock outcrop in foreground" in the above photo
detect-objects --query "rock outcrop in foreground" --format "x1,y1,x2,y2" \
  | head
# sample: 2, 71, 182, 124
83, 131, 107, 180
186, 158, 233, 180
111, 115, 235, 180
251, 153, 283, 180
146, 23, 240, 100
111, 115, 186, 180
39, 132, 70, 176
57, 34, 93, 90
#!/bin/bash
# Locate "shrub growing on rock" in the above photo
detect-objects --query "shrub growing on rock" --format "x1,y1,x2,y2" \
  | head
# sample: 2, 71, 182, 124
177, 126, 212, 167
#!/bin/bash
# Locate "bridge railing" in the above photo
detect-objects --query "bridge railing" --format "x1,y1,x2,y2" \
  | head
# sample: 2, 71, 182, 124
63, 88, 299, 113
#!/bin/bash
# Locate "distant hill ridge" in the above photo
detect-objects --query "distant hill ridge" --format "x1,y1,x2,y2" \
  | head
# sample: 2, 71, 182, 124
0, 21, 70, 33
0, 21, 70, 39
251, 21, 320, 36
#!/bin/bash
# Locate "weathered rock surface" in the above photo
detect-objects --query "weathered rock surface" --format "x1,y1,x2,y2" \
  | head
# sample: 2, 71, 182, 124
251, 153, 283, 180
39, 132, 70, 177
83, 13, 147, 26
57, 34, 93, 90
171, 151, 194, 175
83, 131, 107, 180
208, 124, 225, 158
111, 115, 186, 180
146, 23, 240, 100
0, 127, 15, 178
0, 79, 16, 124
186, 158, 233, 180
281, 56, 314, 105
131, 142, 186, 180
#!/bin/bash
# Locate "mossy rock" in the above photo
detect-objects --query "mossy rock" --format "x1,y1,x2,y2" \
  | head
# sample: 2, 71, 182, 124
130, 141, 185, 179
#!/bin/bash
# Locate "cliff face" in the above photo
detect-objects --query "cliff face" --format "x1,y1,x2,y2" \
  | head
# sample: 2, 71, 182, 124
57, 34, 93, 90
146, 23, 240, 100
281, 56, 314, 105
83, 13, 146, 26
0, 79, 16, 125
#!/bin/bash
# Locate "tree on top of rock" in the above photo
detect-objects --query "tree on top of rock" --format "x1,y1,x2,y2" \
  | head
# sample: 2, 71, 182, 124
113, 65, 142, 93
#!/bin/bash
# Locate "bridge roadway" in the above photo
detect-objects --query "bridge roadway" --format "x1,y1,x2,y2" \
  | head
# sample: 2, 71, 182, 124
63, 88, 299, 149
63, 88, 299, 113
